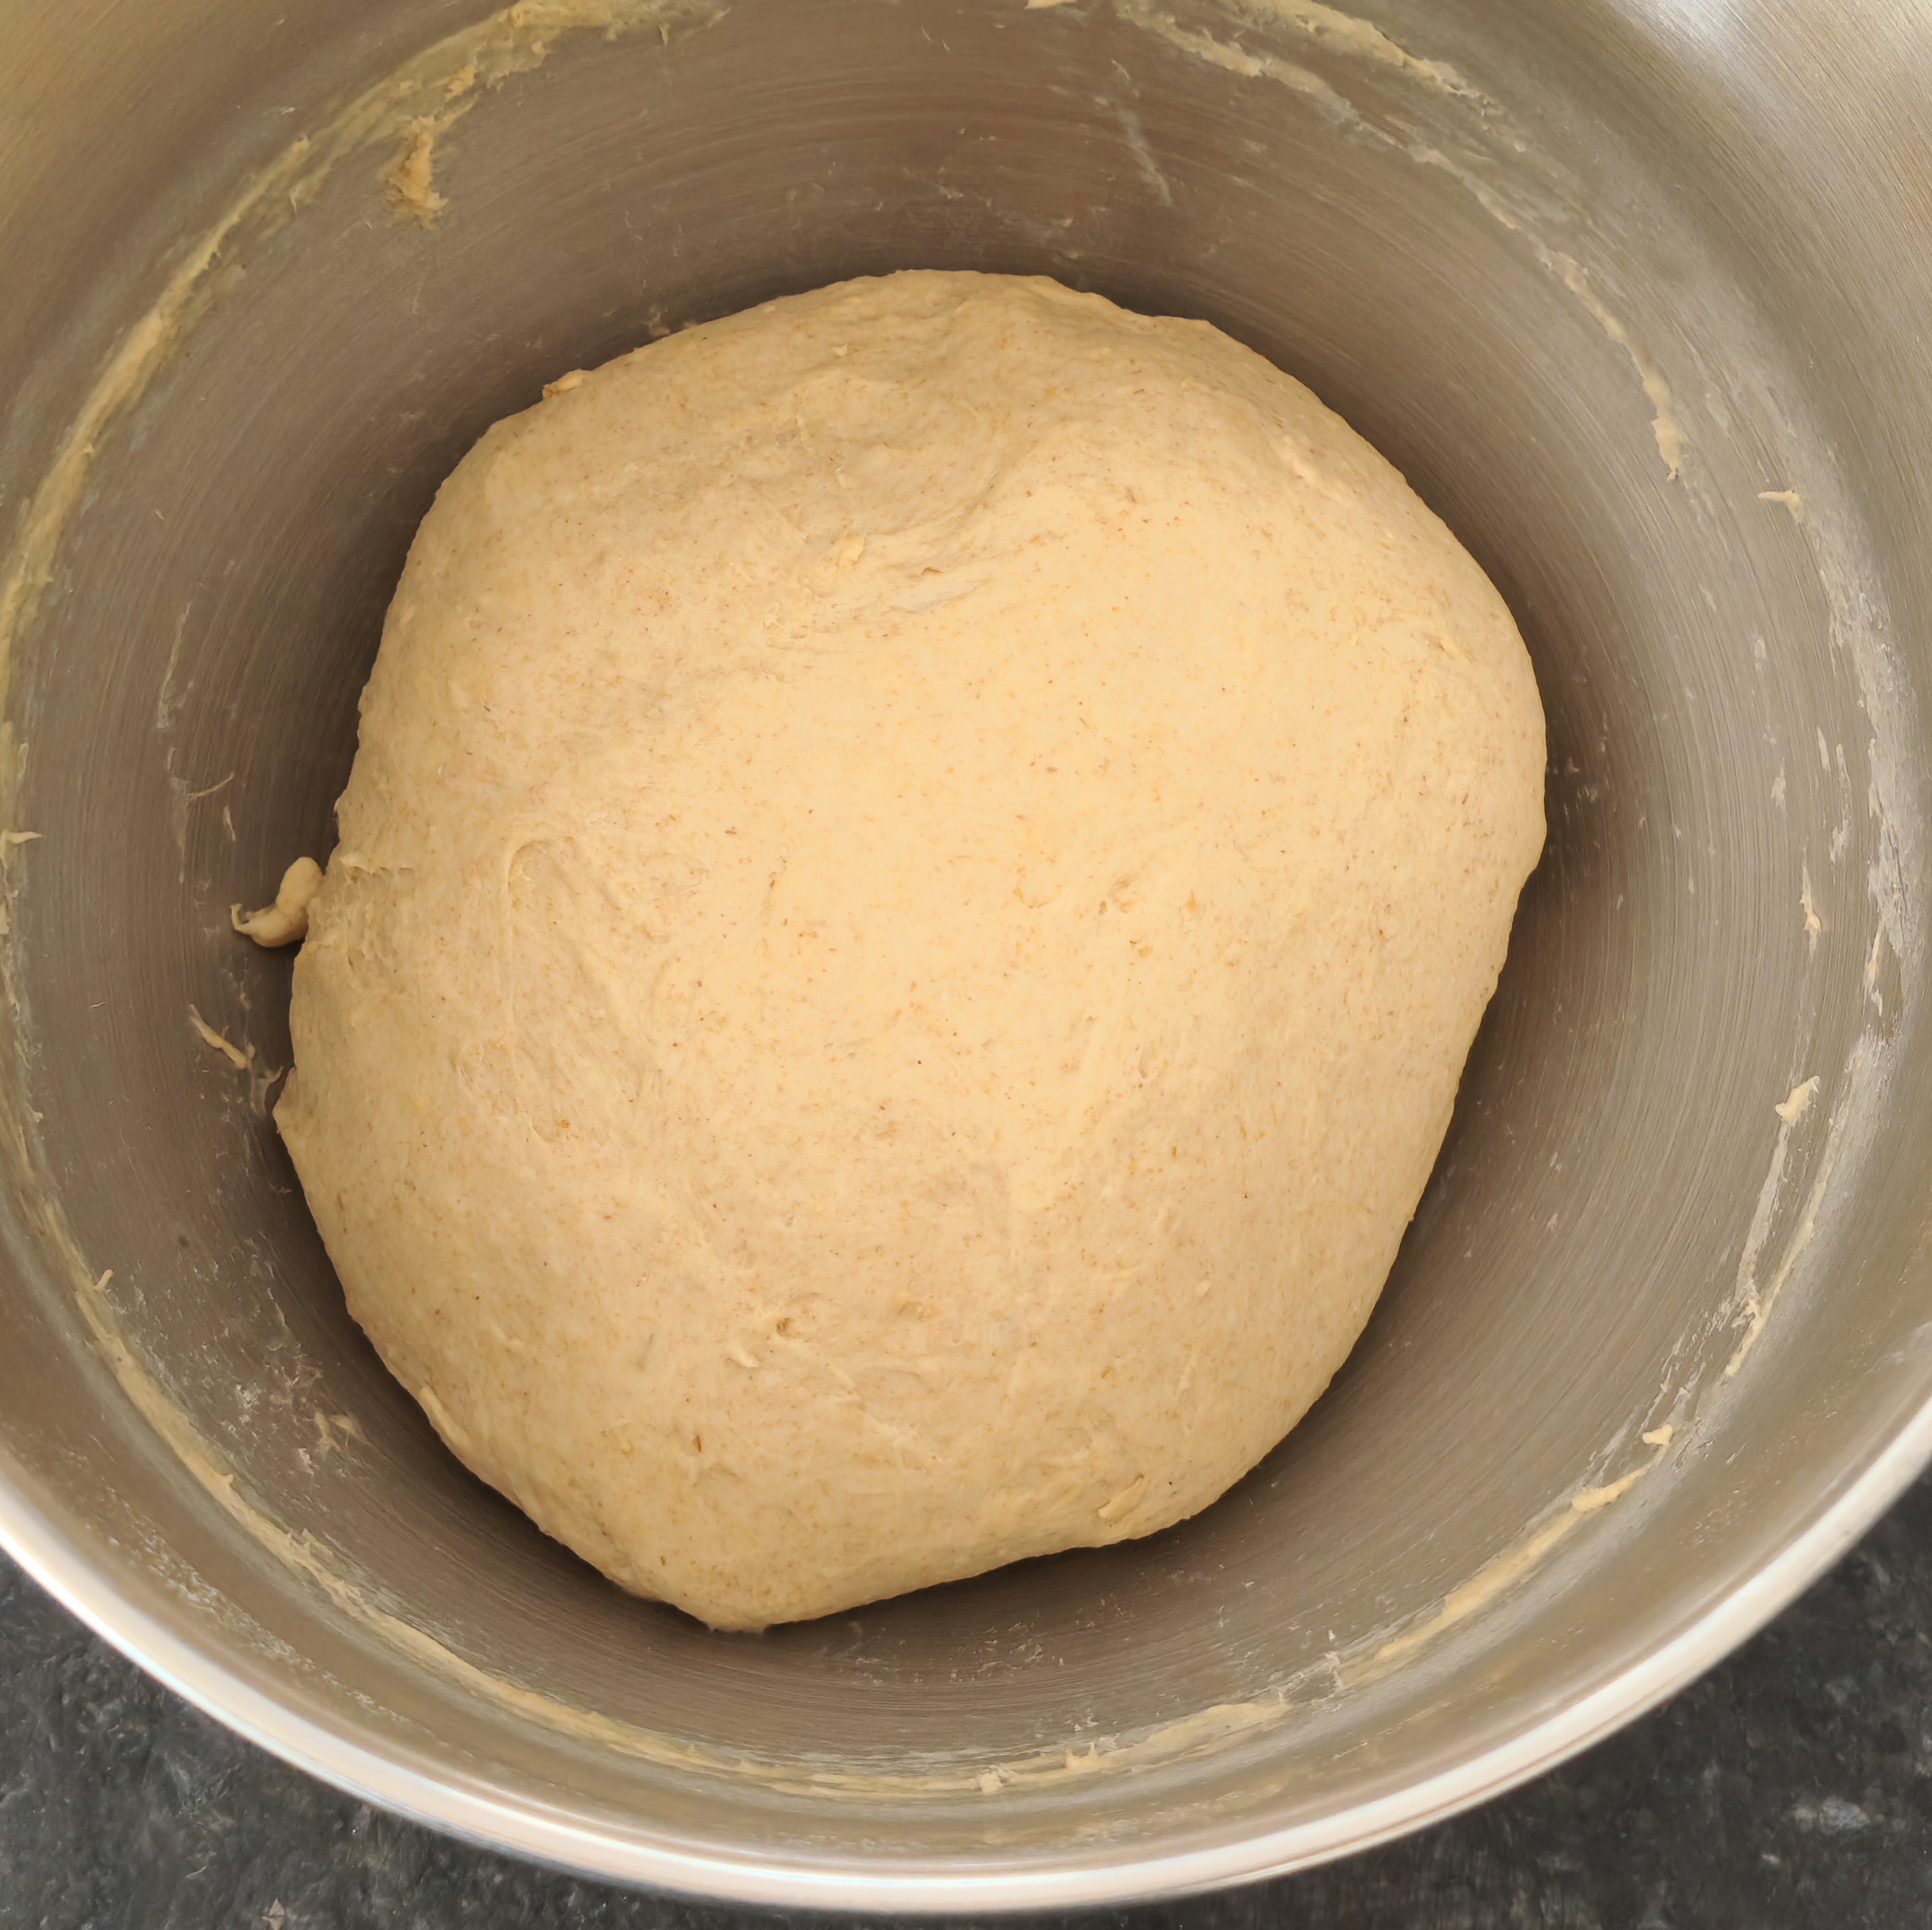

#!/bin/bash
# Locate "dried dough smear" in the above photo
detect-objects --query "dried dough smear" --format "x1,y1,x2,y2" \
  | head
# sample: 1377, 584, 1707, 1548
278, 271, 1546, 1629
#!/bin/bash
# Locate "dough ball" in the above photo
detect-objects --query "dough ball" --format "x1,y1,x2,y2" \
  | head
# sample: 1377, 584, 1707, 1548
278, 271, 1545, 1629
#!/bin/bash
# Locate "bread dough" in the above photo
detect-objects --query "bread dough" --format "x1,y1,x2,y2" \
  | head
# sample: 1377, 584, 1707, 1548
233, 855, 324, 946
277, 271, 1545, 1629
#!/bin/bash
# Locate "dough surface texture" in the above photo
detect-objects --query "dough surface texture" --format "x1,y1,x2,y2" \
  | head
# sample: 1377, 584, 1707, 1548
278, 271, 1546, 1629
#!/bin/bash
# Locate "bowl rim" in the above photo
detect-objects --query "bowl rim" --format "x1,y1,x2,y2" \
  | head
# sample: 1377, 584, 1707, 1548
5, 1391, 1931, 1909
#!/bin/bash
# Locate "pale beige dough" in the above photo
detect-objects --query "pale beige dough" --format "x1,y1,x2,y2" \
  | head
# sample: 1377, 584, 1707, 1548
276, 271, 1546, 1629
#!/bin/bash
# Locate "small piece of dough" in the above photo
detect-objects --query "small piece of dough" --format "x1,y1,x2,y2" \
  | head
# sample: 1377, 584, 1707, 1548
233, 856, 324, 947
189, 1004, 252, 1071
276, 272, 1547, 1628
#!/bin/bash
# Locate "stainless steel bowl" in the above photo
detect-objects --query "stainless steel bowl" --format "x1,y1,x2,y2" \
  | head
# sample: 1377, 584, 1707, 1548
3, 0, 1929, 1907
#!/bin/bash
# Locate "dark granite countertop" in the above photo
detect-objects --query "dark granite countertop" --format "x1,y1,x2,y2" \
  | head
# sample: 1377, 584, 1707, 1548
7, 1474, 1932, 1930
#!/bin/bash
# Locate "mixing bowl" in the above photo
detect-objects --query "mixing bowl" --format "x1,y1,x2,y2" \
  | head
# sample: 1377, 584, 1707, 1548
3, 0, 1929, 1907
